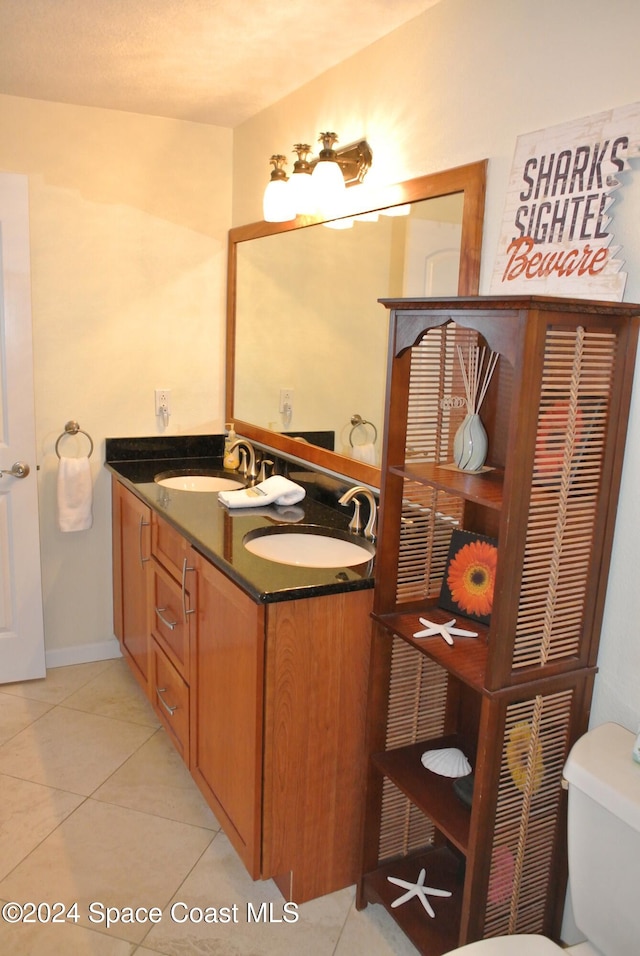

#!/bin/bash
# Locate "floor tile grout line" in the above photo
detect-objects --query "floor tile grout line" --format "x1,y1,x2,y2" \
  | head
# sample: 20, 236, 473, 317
131, 829, 219, 954
332, 893, 358, 955
0, 790, 219, 905
52, 699, 161, 731
0, 791, 92, 886
0, 793, 219, 948
0, 658, 118, 706
0, 701, 159, 797
0, 701, 159, 760
0, 701, 55, 749
1, 683, 220, 853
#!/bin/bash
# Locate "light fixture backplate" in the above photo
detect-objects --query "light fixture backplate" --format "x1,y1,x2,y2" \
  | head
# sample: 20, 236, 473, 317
309, 139, 372, 186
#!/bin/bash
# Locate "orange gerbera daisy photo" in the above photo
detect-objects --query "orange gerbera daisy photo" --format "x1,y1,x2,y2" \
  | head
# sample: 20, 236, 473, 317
445, 536, 497, 619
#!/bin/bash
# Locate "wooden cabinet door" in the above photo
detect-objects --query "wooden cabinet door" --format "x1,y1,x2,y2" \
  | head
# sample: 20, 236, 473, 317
114, 482, 151, 690
189, 550, 265, 878
261, 589, 373, 903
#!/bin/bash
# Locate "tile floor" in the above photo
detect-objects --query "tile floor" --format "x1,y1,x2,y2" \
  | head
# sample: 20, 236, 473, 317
0, 659, 420, 955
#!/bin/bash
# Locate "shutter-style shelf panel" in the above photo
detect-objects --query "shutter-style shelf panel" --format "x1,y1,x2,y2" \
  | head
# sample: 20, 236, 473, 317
396, 481, 466, 605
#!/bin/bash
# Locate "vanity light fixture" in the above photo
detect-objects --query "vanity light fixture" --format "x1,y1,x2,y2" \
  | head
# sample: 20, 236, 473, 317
311, 132, 346, 215
288, 144, 316, 216
262, 134, 372, 223
263, 154, 297, 223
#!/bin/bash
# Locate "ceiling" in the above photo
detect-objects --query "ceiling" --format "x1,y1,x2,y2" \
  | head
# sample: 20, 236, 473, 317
0, 0, 441, 128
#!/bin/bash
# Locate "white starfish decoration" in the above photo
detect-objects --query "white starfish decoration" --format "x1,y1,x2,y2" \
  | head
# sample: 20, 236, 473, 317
388, 867, 452, 916
413, 617, 478, 646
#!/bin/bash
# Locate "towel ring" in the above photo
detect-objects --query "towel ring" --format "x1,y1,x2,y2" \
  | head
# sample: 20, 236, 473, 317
349, 414, 378, 447
55, 420, 94, 459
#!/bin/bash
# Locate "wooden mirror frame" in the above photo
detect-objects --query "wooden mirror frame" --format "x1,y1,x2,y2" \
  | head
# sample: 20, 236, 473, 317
226, 159, 487, 489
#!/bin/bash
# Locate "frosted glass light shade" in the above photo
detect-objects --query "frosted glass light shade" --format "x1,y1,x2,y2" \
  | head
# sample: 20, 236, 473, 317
380, 203, 411, 217
323, 217, 354, 230
289, 170, 317, 216
263, 179, 296, 223
312, 158, 346, 216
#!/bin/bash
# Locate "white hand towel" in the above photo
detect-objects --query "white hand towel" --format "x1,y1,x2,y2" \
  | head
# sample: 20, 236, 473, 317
218, 475, 305, 509
352, 442, 377, 465
57, 457, 93, 532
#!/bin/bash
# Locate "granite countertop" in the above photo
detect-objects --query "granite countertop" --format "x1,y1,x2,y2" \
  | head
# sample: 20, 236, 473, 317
105, 435, 375, 604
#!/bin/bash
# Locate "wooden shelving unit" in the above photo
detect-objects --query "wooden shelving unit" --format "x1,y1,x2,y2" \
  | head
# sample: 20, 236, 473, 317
357, 295, 639, 954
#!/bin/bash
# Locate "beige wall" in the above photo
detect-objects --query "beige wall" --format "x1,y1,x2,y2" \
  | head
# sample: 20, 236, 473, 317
0, 94, 232, 664
234, 0, 640, 734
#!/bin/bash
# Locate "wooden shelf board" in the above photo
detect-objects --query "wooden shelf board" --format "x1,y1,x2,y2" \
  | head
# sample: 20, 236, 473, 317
390, 461, 504, 510
360, 845, 464, 956
372, 736, 471, 854
374, 606, 489, 691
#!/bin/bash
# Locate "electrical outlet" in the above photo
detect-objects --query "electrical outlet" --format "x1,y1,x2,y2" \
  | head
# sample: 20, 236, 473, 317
279, 388, 294, 413
155, 389, 171, 416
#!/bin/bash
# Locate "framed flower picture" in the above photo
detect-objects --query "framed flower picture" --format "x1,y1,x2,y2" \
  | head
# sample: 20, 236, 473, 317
439, 530, 498, 625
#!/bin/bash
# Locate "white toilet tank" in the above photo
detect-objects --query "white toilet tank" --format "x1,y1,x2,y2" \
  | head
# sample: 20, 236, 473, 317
564, 722, 640, 955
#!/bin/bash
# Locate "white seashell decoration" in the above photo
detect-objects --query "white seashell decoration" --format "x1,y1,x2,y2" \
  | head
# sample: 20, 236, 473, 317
421, 747, 471, 778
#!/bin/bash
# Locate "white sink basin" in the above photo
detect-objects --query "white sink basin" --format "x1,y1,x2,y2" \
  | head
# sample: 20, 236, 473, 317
155, 471, 244, 492
243, 526, 375, 568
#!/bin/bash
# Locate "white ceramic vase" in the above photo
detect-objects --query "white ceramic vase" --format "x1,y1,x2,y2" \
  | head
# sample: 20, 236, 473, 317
453, 412, 488, 472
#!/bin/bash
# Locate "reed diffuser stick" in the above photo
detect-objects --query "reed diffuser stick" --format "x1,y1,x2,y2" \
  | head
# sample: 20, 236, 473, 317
457, 345, 499, 414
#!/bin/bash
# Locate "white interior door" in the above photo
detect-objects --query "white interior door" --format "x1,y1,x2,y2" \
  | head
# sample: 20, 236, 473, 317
0, 172, 46, 682
403, 218, 463, 296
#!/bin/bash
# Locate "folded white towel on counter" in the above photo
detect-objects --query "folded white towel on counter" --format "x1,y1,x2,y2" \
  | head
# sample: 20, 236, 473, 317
218, 475, 306, 509
57, 456, 93, 532
219, 504, 306, 522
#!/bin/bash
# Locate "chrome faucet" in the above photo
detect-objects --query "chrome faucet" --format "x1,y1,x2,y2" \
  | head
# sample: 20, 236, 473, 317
338, 485, 377, 542
228, 438, 258, 481
258, 458, 274, 482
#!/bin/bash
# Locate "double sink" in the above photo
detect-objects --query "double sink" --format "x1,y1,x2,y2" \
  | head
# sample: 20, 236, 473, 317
154, 468, 375, 570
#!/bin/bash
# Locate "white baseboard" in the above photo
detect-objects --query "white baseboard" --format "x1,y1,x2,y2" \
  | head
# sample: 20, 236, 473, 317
45, 638, 122, 670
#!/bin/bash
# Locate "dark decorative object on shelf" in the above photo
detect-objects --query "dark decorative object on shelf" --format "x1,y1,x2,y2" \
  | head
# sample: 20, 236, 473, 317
439, 530, 498, 625
453, 773, 475, 810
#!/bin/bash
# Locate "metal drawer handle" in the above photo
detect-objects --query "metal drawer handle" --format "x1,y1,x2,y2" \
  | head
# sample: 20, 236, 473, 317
182, 557, 195, 621
156, 687, 177, 716
139, 516, 150, 566
155, 606, 177, 630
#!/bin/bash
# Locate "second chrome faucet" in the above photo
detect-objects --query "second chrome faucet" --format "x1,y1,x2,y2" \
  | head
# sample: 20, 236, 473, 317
338, 485, 377, 542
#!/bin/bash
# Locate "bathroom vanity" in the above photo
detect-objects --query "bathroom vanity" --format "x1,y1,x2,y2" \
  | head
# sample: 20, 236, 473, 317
107, 437, 374, 903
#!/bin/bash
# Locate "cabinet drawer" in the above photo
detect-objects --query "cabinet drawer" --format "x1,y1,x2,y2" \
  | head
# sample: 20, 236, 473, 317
149, 560, 191, 681
150, 639, 190, 763
152, 513, 191, 582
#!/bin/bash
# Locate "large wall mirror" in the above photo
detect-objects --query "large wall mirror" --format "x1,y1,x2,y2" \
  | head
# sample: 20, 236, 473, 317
226, 160, 487, 488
